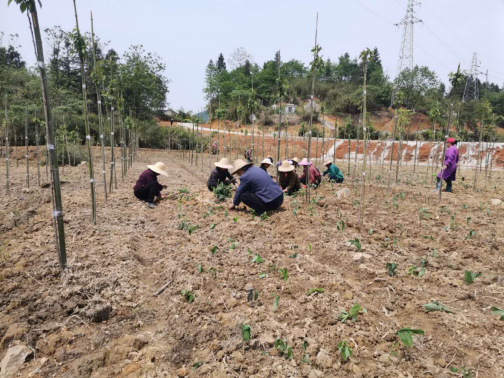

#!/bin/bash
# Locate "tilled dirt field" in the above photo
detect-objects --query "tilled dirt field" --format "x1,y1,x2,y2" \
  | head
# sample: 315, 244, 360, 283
0, 148, 503, 378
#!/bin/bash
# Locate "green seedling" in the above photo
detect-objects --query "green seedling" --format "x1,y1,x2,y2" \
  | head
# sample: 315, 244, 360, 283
368, 229, 375, 235
209, 268, 217, 278
432, 249, 437, 257
260, 212, 269, 221
386, 263, 398, 277
396, 328, 424, 347
224, 210, 228, 218
197, 263, 203, 274
348, 238, 361, 251
229, 243, 236, 250
273, 294, 280, 312
178, 220, 188, 230
307, 288, 324, 296
259, 273, 267, 279
210, 223, 216, 230
240, 324, 251, 342
178, 187, 189, 194
188, 224, 199, 235
491, 307, 504, 321
289, 253, 298, 258
210, 245, 218, 255
192, 361, 203, 370
301, 340, 310, 364
463, 270, 481, 285
466, 216, 471, 225
337, 340, 352, 362
275, 338, 293, 359
252, 254, 264, 263
308, 244, 312, 252
181, 289, 195, 304
337, 220, 345, 232
422, 301, 455, 314
247, 289, 259, 302
213, 182, 232, 202
279, 268, 288, 282
339, 303, 366, 323
450, 366, 473, 378
465, 230, 476, 240
268, 263, 278, 272
233, 216, 238, 223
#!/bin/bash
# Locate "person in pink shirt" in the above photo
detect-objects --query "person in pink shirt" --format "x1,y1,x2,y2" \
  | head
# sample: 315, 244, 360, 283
298, 158, 321, 187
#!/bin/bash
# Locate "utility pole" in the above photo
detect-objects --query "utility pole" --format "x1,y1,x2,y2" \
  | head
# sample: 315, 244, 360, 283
390, 0, 422, 106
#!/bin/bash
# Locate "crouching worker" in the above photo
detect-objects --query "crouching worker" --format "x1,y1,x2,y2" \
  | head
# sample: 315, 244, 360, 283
323, 160, 344, 183
207, 158, 235, 191
278, 160, 301, 195
228, 159, 283, 216
299, 158, 321, 187
134, 162, 168, 208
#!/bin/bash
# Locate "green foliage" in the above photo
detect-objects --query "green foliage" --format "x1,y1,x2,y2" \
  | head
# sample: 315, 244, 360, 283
491, 307, 504, 321
396, 328, 424, 347
337, 341, 352, 362
275, 338, 293, 360
463, 271, 482, 285
213, 182, 232, 202
181, 289, 194, 304
339, 303, 366, 323
279, 268, 288, 282
348, 238, 361, 251
273, 294, 280, 312
422, 301, 455, 314
252, 254, 264, 263
240, 324, 251, 342
386, 263, 398, 277
307, 288, 324, 296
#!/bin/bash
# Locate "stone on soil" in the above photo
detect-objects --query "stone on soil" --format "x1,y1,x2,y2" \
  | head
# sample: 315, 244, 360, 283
0, 345, 33, 378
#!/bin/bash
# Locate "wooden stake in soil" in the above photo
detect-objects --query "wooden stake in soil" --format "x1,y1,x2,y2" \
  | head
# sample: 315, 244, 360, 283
4, 95, 9, 195
73, 0, 97, 224
15, 0, 67, 268
387, 110, 398, 191
25, 107, 29, 188
35, 110, 40, 187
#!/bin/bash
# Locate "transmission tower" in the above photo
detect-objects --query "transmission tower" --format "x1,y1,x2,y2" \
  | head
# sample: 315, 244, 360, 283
391, 0, 422, 107
462, 53, 480, 102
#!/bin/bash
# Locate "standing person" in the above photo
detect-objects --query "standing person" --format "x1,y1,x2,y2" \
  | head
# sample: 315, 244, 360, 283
435, 138, 459, 193
228, 159, 283, 216
207, 158, 235, 191
278, 160, 301, 195
244, 148, 252, 163
323, 160, 344, 183
170, 118, 174, 126
299, 158, 322, 187
134, 162, 168, 208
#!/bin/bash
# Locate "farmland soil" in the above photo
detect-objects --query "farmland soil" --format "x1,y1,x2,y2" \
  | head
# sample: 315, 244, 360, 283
0, 148, 503, 377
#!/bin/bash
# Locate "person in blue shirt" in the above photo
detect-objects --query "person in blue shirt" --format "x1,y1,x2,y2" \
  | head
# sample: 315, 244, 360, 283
228, 159, 284, 216
323, 160, 344, 183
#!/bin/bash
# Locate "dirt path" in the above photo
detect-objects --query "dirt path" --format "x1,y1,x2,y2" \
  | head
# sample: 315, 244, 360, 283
0, 149, 503, 377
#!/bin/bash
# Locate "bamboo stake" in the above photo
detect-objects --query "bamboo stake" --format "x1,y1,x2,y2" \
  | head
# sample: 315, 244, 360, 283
25, 108, 29, 188
358, 51, 369, 227
333, 120, 337, 165
73, 0, 97, 224
26, 1, 67, 268
5, 95, 9, 195
35, 110, 40, 187
387, 110, 398, 191
276, 52, 282, 182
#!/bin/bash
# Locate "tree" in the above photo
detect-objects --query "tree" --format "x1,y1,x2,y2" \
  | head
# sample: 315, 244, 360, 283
394, 66, 439, 111
228, 47, 252, 69
216, 53, 226, 71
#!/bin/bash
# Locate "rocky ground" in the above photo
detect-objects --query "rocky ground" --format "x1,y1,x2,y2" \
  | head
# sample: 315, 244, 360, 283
0, 148, 503, 377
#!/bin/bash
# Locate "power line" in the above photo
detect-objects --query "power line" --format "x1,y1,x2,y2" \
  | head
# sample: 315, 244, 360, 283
353, 0, 395, 25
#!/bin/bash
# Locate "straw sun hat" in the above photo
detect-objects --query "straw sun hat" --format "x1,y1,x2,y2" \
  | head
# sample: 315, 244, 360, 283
231, 159, 252, 175
298, 158, 312, 166
261, 158, 273, 165
324, 160, 332, 166
291, 157, 300, 164
214, 158, 233, 169
147, 162, 169, 177
278, 160, 295, 172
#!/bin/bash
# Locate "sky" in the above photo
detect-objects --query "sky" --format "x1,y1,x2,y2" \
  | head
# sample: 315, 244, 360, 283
1, 0, 504, 113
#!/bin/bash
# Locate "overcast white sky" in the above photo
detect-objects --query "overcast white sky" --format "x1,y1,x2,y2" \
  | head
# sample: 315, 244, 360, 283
1, 0, 504, 112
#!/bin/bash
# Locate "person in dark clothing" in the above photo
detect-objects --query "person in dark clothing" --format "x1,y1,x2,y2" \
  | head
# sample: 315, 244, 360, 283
229, 159, 284, 216
278, 160, 301, 195
134, 162, 168, 208
170, 118, 174, 126
244, 149, 252, 163
259, 158, 272, 173
207, 158, 235, 191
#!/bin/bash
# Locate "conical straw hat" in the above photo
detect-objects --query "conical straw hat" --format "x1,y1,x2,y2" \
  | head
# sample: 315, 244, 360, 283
291, 157, 300, 164
261, 158, 272, 165
147, 162, 169, 177
214, 158, 233, 169
324, 160, 332, 166
230, 159, 252, 175
298, 158, 312, 166
278, 160, 295, 172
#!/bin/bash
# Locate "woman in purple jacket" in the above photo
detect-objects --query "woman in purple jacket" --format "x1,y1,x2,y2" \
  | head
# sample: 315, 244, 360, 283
436, 138, 459, 193
134, 162, 168, 208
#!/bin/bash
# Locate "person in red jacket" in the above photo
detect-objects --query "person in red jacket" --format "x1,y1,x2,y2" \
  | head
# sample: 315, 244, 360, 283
298, 158, 321, 187
133, 162, 168, 208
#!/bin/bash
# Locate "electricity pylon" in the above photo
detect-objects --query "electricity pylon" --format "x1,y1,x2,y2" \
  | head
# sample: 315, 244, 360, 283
462, 53, 480, 102
391, 0, 422, 107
